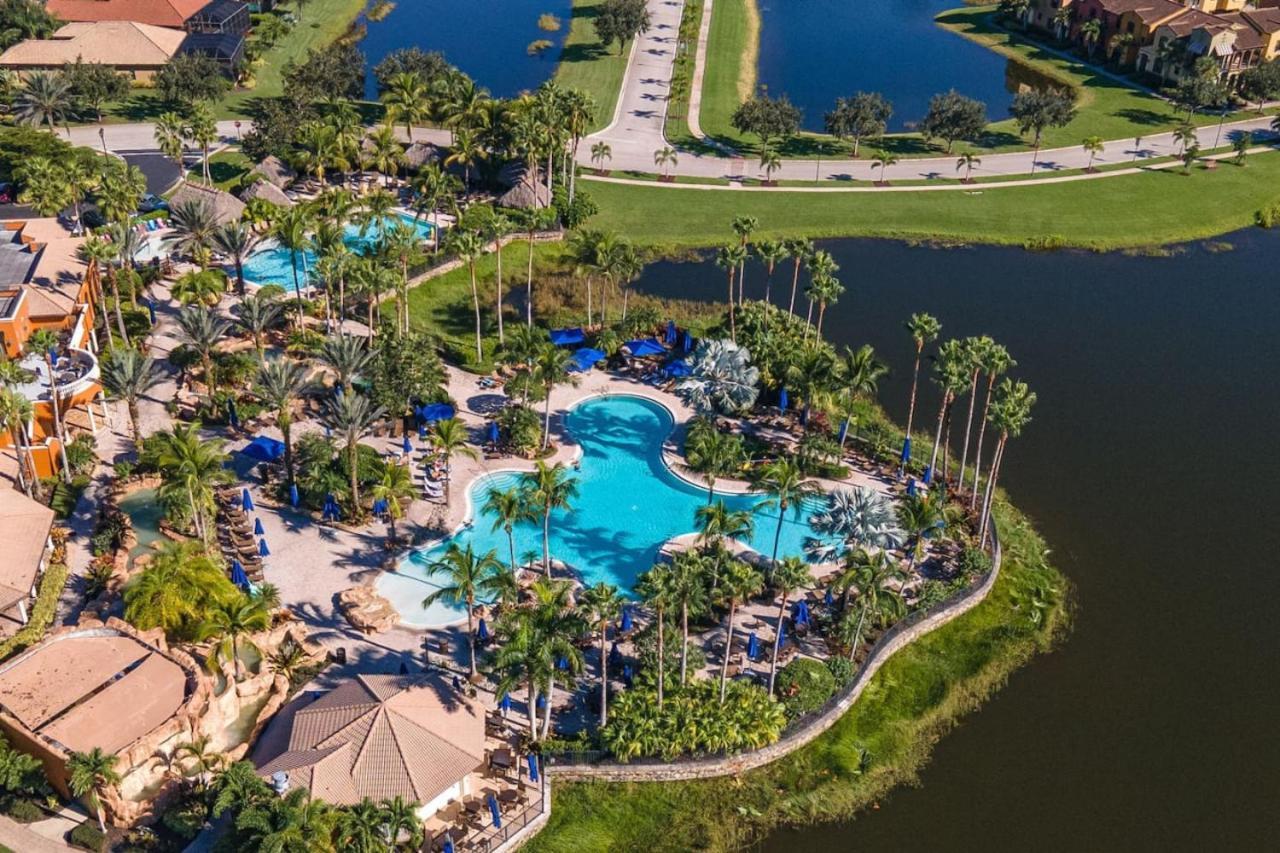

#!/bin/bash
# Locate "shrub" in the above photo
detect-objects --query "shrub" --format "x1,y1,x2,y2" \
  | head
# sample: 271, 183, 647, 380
775, 657, 837, 719
1256, 201, 1280, 228
825, 655, 855, 686
958, 547, 993, 583
65, 434, 97, 477
90, 512, 128, 556
5, 798, 43, 823
602, 679, 785, 761
160, 797, 206, 840
69, 820, 106, 852
113, 460, 136, 480
497, 404, 542, 456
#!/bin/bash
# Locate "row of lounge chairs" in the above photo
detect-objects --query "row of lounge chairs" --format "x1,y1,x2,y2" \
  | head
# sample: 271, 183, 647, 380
215, 488, 264, 583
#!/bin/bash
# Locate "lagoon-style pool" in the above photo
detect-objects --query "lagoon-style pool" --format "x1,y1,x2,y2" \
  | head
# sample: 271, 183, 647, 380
376, 394, 831, 627
240, 213, 432, 289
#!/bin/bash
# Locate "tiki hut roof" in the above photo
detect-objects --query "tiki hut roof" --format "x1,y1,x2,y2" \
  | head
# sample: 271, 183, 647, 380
253, 155, 296, 189
169, 182, 245, 226
240, 179, 293, 208
497, 176, 551, 210
403, 142, 441, 170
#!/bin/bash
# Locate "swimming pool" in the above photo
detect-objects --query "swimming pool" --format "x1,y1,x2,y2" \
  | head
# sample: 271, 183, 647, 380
376, 395, 832, 627
240, 213, 433, 288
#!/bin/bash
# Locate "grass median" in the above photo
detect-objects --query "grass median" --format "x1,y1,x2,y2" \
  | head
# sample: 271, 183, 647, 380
554, 0, 632, 133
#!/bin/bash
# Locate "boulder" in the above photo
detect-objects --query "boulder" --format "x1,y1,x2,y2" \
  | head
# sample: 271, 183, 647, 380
338, 586, 399, 633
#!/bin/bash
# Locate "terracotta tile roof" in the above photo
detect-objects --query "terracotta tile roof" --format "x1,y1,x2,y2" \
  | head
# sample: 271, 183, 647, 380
0, 21, 185, 69
257, 674, 487, 806
1098, 0, 1187, 24
0, 488, 53, 612
44, 0, 209, 28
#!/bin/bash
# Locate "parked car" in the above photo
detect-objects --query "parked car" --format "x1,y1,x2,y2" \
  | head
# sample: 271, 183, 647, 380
138, 193, 168, 213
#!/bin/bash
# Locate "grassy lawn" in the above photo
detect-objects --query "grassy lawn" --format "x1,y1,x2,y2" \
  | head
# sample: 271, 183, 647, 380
676, 2, 1259, 158
583, 150, 1280, 250
187, 149, 254, 190
554, 0, 631, 133
526, 498, 1069, 851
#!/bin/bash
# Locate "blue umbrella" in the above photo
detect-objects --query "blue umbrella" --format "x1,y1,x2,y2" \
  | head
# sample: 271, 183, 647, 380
241, 488, 254, 511
838, 417, 849, 444
536, 693, 546, 710
900, 437, 912, 464
401, 434, 412, 454
443, 838, 455, 853
922, 465, 933, 485
145, 299, 157, 326
241, 436, 285, 463
664, 359, 691, 378
452, 675, 462, 690
487, 421, 500, 444
666, 320, 676, 344
555, 655, 568, 671
619, 606, 633, 633
253, 517, 265, 536
289, 483, 300, 508
608, 643, 622, 668
907, 478, 917, 497
824, 586, 834, 606
747, 632, 760, 660
625, 338, 665, 357
778, 619, 787, 646
500, 692, 512, 713
526, 753, 539, 782
417, 422, 427, 439
622, 664, 633, 685
372, 498, 388, 515
778, 388, 789, 411
230, 559, 249, 591
477, 618, 489, 642
227, 398, 239, 429
418, 402, 454, 423
549, 327, 585, 346
682, 330, 693, 352
257, 538, 270, 557
488, 794, 501, 827
792, 600, 811, 626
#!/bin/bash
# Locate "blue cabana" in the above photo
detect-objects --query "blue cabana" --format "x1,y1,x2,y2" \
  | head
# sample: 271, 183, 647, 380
549, 327, 586, 346
241, 488, 254, 511
477, 618, 490, 642
527, 753, 539, 782
665, 320, 677, 344
417, 403, 455, 423
289, 483, 300, 508
625, 338, 665, 357
664, 359, 690, 378
401, 434, 412, 454
792, 600, 811, 626
619, 606, 633, 632
487, 421, 500, 444
778, 388, 789, 412
747, 632, 760, 660
900, 437, 912, 464
568, 347, 605, 373
500, 692, 512, 713
230, 560, 249, 591
257, 538, 270, 557
488, 794, 502, 827
241, 435, 286, 463
253, 517, 265, 536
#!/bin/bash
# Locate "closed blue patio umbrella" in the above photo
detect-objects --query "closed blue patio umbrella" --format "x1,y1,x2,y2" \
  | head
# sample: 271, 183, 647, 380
257, 538, 270, 557
241, 488, 254, 511
556, 655, 568, 670
443, 837, 455, 853
907, 478, 917, 497
619, 606, 633, 633
536, 693, 546, 710
792, 600, 810, 625
227, 398, 239, 429
401, 434, 412, 454
253, 517, 265, 536
500, 692, 512, 714
778, 388, 789, 412
922, 465, 933, 485
838, 417, 848, 444
487, 421, 500, 444
230, 560, 249, 591
527, 753, 539, 782
372, 498, 388, 515
477, 618, 489, 642
682, 330, 693, 352
488, 794, 502, 828
608, 643, 622, 668
824, 586, 834, 607
900, 437, 912, 464
289, 482, 300, 508
622, 664, 633, 685
145, 299, 157, 326
747, 632, 760, 660
418, 422, 427, 439
778, 619, 786, 646
666, 320, 676, 344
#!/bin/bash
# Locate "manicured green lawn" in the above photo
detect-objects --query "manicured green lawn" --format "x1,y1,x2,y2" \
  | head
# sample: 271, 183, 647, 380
187, 149, 254, 190
554, 0, 632, 133
583, 151, 1280, 250
525, 498, 1069, 852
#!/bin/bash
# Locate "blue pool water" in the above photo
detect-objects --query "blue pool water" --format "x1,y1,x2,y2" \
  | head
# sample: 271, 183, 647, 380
377, 395, 831, 627
240, 213, 433, 288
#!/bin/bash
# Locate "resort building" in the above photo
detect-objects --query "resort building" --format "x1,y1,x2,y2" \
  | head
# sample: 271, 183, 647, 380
44, 0, 249, 35
0, 488, 55, 634
0, 21, 186, 79
255, 674, 489, 818
0, 219, 109, 480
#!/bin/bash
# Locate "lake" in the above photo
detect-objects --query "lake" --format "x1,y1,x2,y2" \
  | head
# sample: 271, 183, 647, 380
757, 0, 1037, 132
631, 230, 1280, 849
357, 0, 572, 100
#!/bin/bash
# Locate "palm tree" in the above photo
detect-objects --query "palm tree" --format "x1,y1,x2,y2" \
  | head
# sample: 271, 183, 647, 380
927, 339, 971, 480
1080, 19, 1102, 60
767, 556, 811, 695
322, 391, 384, 509
713, 559, 762, 701
837, 548, 906, 660
338, 798, 384, 853
318, 334, 372, 395
78, 237, 126, 347
100, 349, 161, 454
185, 102, 218, 184
199, 596, 270, 681
271, 205, 314, 315
410, 165, 458, 254
668, 550, 708, 686
371, 462, 415, 544
715, 245, 747, 341
694, 500, 755, 553
808, 272, 845, 337
237, 294, 283, 367
481, 211, 512, 344
213, 222, 260, 296
956, 152, 980, 182
366, 123, 405, 187
174, 735, 224, 791
428, 417, 478, 503
590, 140, 613, 172
534, 342, 574, 449
578, 581, 624, 727
176, 305, 229, 397
256, 360, 311, 486
968, 342, 1015, 507
567, 228, 611, 326
683, 424, 746, 502
445, 129, 484, 194
379, 796, 423, 851
484, 486, 532, 574
783, 238, 814, 316
123, 540, 235, 633
67, 748, 121, 832
424, 543, 502, 676
167, 199, 218, 267
26, 328, 71, 481
759, 145, 782, 183
1082, 135, 1104, 171
382, 71, 431, 141
872, 151, 899, 183
523, 576, 584, 738
171, 269, 226, 306
755, 239, 788, 305
492, 617, 545, 739
13, 72, 71, 132
956, 336, 994, 495
979, 379, 1037, 545
447, 228, 487, 362
903, 312, 941, 443
147, 423, 231, 541
654, 145, 678, 179
521, 460, 579, 574
635, 563, 673, 708
237, 786, 338, 853
154, 111, 186, 175
752, 457, 820, 573
0, 389, 36, 497
730, 215, 758, 304
835, 344, 889, 451
806, 486, 903, 564
801, 249, 838, 334
210, 760, 271, 820
897, 490, 944, 576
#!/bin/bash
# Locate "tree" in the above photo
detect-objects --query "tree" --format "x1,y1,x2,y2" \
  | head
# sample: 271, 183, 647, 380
676, 338, 760, 416
654, 145, 678, 179
731, 92, 802, 146
1172, 56, 1228, 119
199, 596, 270, 682
63, 59, 128, 122
26, 328, 71, 480
428, 417, 478, 503
759, 145, 782, 182
185, 101, 219, 184
213, 221, 259, 297
123, 540, 238, 637
271, 205, 315, 314
713, 559, 762, 701
834, 343, 888, 450
100, 349, 161, 454
12, 72, 71, 132
424, 543, 502, 676
282, 41, 365, 105
1008, 88, 1075, 173
754, 239, 788, 305
967, 342, 1015, 507
591, 140, 613, 172
484, 486, 532, 575
318, 334, 372, 394
211, 761, 271, 819
155, 54, 228, 106
694, 499, 755, 552
255, 360, 311, 486
752, 457, 820, 571
954, 336, 994, 493
595, 0, 651, 53
78, 236, 127, 346
380, 71, 430, 141
322, 391, 384, 510
767, 556, 811, 695
926, 338, 970, 480
370, 462, 413, 544
446, 228, 487, 363
1181, 141, 1200, 174
1233, 131, 1253, 165
805, 486, 902, 564
1173, 121, 1198, 155
168, 198, 218, 266
782, 238, 813, 316
171, 268, 226, 306
684, 421, 746, 502
635, 564, 673, 708
67, 748, 120, 832
903, 312, 941, 445
1238, 60, 1280, 112
714, 245, 746, 340
667, 550, 708, 686
578, 581, 624, 727
237, 293, 283, 366
236, 786, 338, 853
154, 111, 187, 177
0, 0, 58, 51
337, 798, 384, 852
837, 548, 905, 659
1079, 19, 1102, 61
955, 152, 981, 182
534, 342, 574, 449
919, 90, 987, 154
979, 379, 1036, 544
176, 304, 229, 396
807, 271, 844, 335
824, 92, 892, 158
1082, 135, 1104, 171
368, 330, 445, 418
0, 388, 37, 497
146, 423, 231, 541
521, 460, 579, 574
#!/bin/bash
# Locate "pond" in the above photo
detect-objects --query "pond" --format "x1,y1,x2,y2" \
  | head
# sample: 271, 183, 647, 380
757, 0, 1045, 132
630, 229, 1279, 849
116, 487, 165, 561
357, 0, 574, 101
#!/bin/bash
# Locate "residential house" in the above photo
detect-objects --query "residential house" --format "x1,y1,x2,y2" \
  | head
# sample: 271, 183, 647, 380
0, 20, 187, 80
1222, 7, 1280, 60
45, 0, 249, 35
1139, 8, 1266, 83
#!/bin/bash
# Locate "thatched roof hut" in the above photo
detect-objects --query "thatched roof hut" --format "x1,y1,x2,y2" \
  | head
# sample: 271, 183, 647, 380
169, 182, 245, 226
497, 178, 551, 210
240, 179, 293, 207
403, 142, 440, 170
253, 155, 295, 189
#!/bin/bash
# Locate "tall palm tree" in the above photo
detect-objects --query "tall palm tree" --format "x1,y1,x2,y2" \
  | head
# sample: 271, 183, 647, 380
271, 205, 314, 315
122, 540, 235, 634
337, 798, 384, 853
0, 388, 36, 497
731, 215, 759, 304
26, 328, 71, 481
956, 152, 981, 182
927, 339, 971, 481
567, 228, 610, 326
755, 239, 789, 305
365, 123, 405, 187
521, 460, 579, 574
424, 543, 502, 676
714, 559, 762, 701
237, 786, 338, 853
379, 796, 423, 851
174, 735, 224, 791
322, 391, 384, 509
837, 548, 906, 660
212, 222, 260, 296
802, 250, 838, 335
903, 312, 941, 443
759, 145, 782, 183
979, 379, 1036, 545
371, 463, 415, 544
484, 486, 532, 575
445, 129, 483, 194
784, 238, 814, 316
956, 336, 995, 494
176, 305, 229, 397
13, 72, 71, 132
237, 294, 284, 366
147, 423, 230, 541
199, 596, 270, 681
255, 360, 311, 486
683, 424, 746, 502
752, 457, 820, 573
635, 563, 674, 708
154, 111, 186, 176
808, 272, 845, 337
382, 71, 431, 141
767, 556, 811, 695
668, 550, 708, 686
67, 748, 121, 832
968, 342, 1015, 507
492, 616, 546, 739
534, 342, 574, 450
896, 490, 944, 576
694, 500, 755, 552
185, 101, 218, 184
77, 237, 126, 347
528, 576, 585, 738
715, 244, 747, 342
318, 334, 372, 394
410, 164, 458, 254
167, 199, 218, 267
428, 417, 478, 504
100, 349, 161, 454
835, 344, 889, 451
578, 581, 624, 727
590, 140, 612, 172
447, 228, 487, 362
872, 151, 900, 183
481, 211, 512, 343
654, 145, 678, 179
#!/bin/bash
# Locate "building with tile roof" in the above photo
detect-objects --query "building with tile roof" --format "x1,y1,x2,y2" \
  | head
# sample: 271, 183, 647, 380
0, 488, 55, 633
0, 20, 187, 80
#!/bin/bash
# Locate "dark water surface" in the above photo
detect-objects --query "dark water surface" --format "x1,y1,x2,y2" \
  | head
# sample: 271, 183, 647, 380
358, 0, 572, 100
757, 0, 1037, 132
632, 231, 1280, 850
